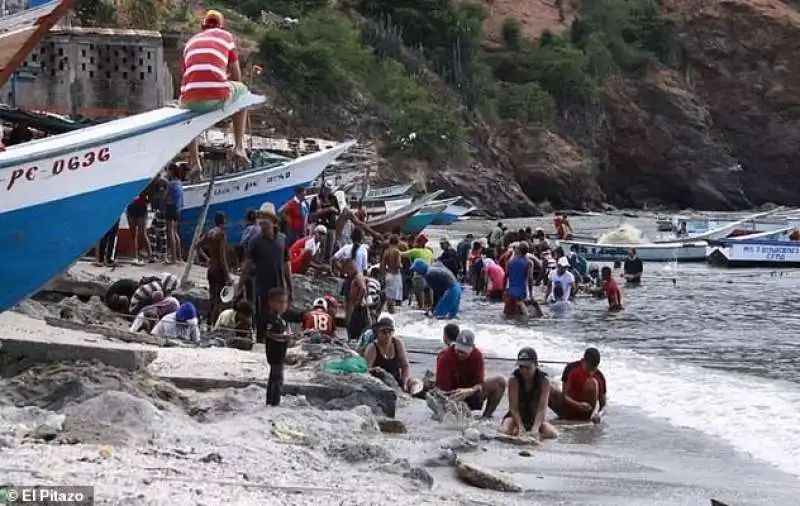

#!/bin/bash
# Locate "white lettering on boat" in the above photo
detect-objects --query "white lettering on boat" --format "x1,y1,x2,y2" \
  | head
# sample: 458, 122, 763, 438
736, 244, 800, 262
5, 147, 111, 191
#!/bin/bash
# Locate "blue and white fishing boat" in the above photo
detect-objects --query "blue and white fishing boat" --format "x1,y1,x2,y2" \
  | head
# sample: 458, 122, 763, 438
402, 202, 448, 235
0, 92, 265, 313
706, 227, 800, 268
179, 141, 356, 245
430, 197, 477, 225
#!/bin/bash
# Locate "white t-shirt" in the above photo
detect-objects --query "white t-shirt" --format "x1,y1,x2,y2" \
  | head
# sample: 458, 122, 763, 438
304, 236, 320, 255
333, 243, 369, 273
152, 312, 200, 342
548, 269, 575, 300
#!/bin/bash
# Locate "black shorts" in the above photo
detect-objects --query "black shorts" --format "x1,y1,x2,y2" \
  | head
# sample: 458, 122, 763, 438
265, 338, 288, 365
347, 305, 370, 341
126, 202, 147, 221
165, 204, 180, 222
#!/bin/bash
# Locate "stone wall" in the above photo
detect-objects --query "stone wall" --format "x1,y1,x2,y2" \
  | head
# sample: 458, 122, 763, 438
0, 26, 170, 118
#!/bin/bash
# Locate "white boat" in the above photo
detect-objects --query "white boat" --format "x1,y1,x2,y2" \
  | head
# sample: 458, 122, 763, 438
561, 240, 709, 262
666, 209, 789, 243
360, 183, 413, 201
363, 195, 413, 218
655, 215, 674, 232
0, 91, 265, 313
707, 231, 800, 268
179, 141, 356, 245
672, 209, 797, 237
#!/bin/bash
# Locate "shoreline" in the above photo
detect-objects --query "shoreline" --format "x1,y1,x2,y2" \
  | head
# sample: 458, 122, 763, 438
1, 310, 798, 504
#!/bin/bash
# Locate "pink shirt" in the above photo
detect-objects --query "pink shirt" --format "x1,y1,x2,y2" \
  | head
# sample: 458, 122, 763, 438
484, 261, 505, 292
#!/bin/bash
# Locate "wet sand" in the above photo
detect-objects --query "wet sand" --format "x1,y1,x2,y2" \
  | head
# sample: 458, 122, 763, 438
1, 311, 798, 505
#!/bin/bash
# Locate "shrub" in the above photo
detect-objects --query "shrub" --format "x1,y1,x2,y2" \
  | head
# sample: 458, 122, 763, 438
501, 18, 522, 51
497, 82, 556, 125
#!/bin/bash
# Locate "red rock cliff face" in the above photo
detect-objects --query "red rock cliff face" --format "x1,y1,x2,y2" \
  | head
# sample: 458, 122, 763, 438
663, 0, 800, 206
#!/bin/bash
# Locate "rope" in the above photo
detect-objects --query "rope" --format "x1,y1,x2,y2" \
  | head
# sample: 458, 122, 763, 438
405, 347, 568, 365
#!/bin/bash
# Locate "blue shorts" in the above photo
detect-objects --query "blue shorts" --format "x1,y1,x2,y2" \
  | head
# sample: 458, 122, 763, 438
431, 283, 461, 319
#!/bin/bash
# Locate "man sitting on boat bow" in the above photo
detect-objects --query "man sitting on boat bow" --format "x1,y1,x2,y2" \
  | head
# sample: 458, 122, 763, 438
180, 10, 250, 176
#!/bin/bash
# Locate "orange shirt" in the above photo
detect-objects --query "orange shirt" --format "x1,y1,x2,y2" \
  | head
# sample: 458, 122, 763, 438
180, 28, 238, 102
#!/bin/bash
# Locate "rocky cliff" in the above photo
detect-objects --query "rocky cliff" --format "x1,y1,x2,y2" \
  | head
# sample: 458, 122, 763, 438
161, 0, 800, 215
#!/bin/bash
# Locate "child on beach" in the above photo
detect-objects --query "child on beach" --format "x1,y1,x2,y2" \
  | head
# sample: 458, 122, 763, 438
263, 287, 299, 406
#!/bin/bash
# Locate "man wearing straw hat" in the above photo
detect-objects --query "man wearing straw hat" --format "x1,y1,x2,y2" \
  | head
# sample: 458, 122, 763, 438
236, 202, 293, 342
180, 10, 250, 176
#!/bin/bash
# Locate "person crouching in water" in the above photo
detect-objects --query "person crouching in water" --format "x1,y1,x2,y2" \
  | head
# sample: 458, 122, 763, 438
500, 347, 558, 440
410, 260, 462, 319
363, 316, 422, 394
548, 347, 607, 423
482, 258, 505, 302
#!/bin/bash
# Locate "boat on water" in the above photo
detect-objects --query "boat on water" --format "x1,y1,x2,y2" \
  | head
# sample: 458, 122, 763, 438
431, 197, 477, 225
706, 228, 800, 268
0, 92, 265, 313
561, 239, 709, 262
402, 202, 448, 235
362, 195, 413, 219
179, 141, 356, 245
655, 215, 674, 232
668, 209, 797, 237
663, 210, 788, 244
369, 191, 444, 235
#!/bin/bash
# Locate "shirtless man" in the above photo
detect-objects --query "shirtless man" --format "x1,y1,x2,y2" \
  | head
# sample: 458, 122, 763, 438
381, 236, 404, 313
346, 248, 370, 341
548, 347, 607, 422
197, 212, 230, 325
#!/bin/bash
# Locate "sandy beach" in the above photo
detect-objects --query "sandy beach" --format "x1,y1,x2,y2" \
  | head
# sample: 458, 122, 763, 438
2, 301, 799, 505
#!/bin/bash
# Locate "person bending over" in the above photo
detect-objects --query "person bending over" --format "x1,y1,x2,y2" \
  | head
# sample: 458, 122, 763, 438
548, 347, 607, 422
435, 329, 506, 418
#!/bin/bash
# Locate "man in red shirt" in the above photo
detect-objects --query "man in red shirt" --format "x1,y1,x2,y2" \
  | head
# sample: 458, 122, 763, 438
548, 347, 607, 422
282, 186, 308, 246
601, 266, 624, 311
180, 10, 249, 176
288, 225, 329, 274
301, 298, 335, 335
435, 329, 506, 418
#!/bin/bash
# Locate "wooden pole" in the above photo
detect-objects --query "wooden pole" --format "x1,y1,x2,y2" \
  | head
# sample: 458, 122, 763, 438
179, 170, 218, 288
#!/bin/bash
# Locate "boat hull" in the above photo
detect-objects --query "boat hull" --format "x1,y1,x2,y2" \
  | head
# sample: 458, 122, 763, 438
179, 142, 355, 245
432, 203, 475, 225
706, 240, 800, 268
562, 240, 707, 262
0, 92, 265, 313
402, 212, 440, 235
431, 212, 459, 226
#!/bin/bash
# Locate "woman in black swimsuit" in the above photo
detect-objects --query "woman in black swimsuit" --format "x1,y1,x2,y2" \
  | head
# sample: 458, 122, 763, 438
363, 317, 420, 393
500, 347, 558, 440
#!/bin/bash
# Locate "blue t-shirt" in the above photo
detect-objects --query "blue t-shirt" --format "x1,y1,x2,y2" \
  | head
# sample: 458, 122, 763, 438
167, 180, 184, 210
425, 265, 457, 293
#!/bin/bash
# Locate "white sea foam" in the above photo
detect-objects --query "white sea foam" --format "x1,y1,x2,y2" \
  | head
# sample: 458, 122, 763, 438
395, 314, 800, 478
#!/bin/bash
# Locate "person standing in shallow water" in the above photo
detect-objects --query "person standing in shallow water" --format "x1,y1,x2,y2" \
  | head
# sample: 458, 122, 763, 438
196, 211, 230, 326
500, 347, 558, 440
623, 248, 643, 285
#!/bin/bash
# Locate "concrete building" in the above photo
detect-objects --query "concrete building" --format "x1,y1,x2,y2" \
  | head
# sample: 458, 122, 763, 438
0, 26, 172, 118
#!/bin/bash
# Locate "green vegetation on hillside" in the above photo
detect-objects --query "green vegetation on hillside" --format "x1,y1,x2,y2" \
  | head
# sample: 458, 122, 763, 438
76, 0, 677, 161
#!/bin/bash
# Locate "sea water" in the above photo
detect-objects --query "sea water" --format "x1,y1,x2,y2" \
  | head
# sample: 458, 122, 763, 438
410, 214, 800, 479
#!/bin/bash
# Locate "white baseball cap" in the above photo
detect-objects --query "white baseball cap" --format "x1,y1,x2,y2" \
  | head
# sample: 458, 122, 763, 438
312, 298, 328, 310
557, 256, 570, 267
314, 224, 327, 234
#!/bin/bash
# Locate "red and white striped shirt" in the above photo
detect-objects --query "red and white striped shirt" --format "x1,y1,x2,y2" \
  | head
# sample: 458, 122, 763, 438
179, 28, 239, 102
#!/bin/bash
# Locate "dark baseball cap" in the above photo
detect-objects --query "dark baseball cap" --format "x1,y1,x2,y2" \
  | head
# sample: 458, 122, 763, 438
516, 347, 538, 366
454, 329, 476, 353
